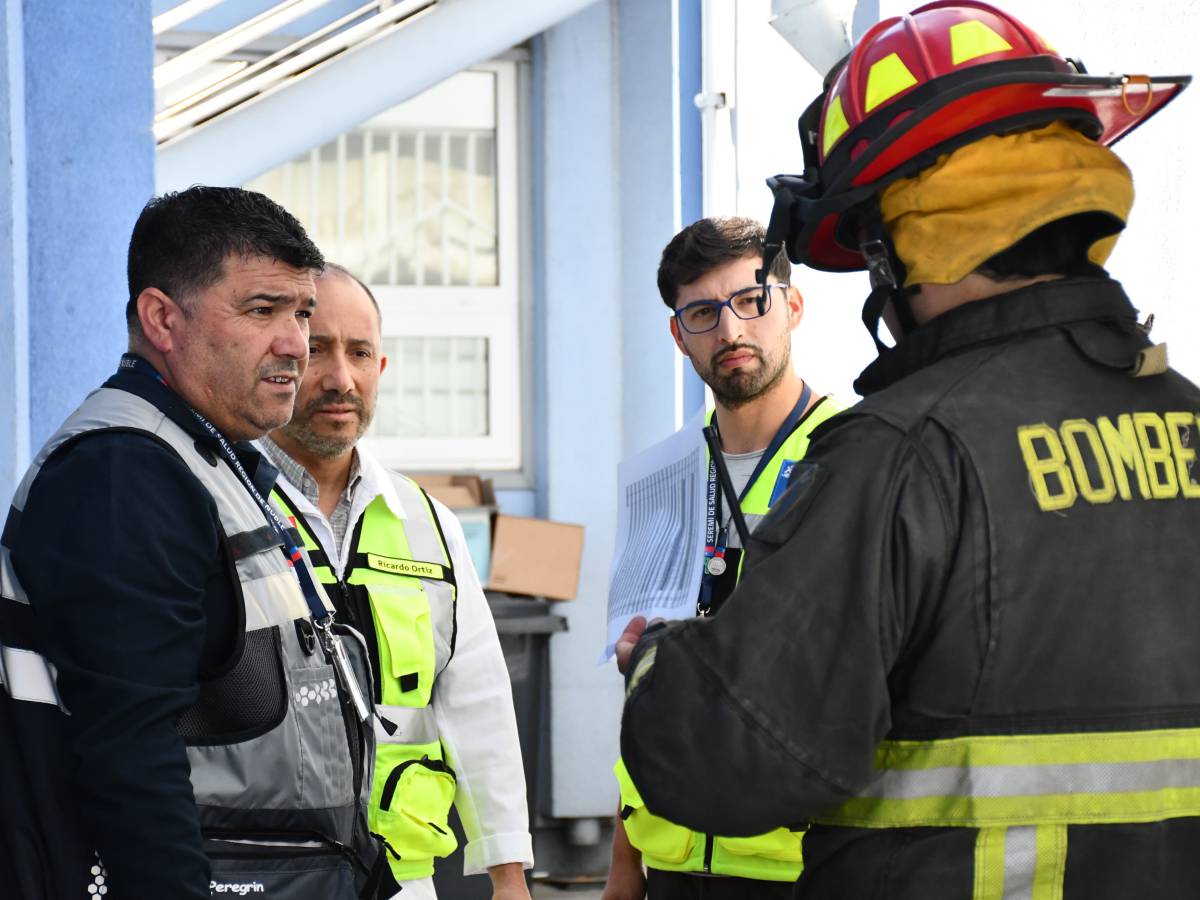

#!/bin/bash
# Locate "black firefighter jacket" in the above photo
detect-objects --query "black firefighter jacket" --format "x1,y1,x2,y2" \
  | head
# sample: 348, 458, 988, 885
621, 276, 1200, 899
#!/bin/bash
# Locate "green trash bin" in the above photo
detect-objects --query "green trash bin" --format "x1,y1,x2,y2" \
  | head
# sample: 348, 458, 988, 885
431, 594, 567, 899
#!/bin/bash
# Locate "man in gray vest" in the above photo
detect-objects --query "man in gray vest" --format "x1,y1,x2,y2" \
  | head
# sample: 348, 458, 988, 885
0, 187, 382, 898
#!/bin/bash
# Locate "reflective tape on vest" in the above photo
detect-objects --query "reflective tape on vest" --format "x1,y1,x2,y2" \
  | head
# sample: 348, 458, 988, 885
819, 728, 1200, 828
0, 644, 62, 707
1, 545, 28, 605
376, 703, 439, 745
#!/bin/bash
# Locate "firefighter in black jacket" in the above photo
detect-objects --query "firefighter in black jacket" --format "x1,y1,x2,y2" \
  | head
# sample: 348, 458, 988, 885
619, 2, 1200, 897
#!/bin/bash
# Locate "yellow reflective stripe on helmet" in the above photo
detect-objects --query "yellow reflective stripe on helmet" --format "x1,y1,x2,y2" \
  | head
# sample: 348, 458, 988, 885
823, 95, 851, 157
949, 19, 1014, 65
820, 727, 1200, 828
865, 52, 919, 112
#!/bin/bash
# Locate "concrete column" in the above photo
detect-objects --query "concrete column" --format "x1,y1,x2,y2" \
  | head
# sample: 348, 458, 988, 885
23, 2, 155, 449
540, 0, 625, 820
617, 0, 685, 451
540, 0, 702, 822
0, 0, 29, 498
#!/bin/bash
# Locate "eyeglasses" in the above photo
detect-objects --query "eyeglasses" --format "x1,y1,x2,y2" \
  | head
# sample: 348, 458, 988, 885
673, 284, 787, 334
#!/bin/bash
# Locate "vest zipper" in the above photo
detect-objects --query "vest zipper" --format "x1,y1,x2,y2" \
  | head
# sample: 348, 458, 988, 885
703, 832, 714, 873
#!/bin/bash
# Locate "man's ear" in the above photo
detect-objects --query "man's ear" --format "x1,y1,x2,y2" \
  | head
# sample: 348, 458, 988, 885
137, 288, 181, 353
379, 353, 389, 377
669, 315, 691, 358
785, 286, 804, 332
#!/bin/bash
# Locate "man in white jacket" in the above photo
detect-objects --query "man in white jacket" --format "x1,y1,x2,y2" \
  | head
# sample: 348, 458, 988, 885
261, 263, 533, 900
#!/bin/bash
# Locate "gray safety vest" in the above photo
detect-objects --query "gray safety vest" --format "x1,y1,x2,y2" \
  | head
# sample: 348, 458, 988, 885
0, 386, 377, 898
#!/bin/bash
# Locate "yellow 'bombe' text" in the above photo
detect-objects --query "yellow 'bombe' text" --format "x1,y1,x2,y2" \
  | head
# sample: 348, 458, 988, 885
1018, 412, 1200, 511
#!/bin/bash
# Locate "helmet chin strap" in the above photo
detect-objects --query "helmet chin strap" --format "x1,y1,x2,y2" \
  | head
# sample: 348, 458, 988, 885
757, 180, 796, 307
858, 205, 917, 350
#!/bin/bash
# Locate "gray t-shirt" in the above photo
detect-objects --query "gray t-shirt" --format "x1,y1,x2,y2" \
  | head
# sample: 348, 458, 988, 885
720, 448, 765, 549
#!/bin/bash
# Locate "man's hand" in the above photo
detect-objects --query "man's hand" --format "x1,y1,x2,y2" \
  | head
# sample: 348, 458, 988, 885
615, 616, 648, 674
487, 862, 530, 900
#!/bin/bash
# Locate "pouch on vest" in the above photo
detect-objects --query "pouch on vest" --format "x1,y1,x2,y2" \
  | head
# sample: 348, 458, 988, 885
372, 748, 458, 864
715, 829, 805, 863
368, 584, 436, 708
615, 759, 695, 865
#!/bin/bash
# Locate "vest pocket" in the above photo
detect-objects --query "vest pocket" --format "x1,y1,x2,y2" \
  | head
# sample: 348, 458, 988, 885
291, 662, 355, 809
368, 585, 436, 708
714, 829, 805, 863
615, 760, 695, 865
178, 626, 288, 745
372, 752, 458, 862
207, 840, 358, 899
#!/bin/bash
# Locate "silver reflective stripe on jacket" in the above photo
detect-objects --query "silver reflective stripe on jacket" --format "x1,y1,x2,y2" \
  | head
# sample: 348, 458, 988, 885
0, 644, 61, 707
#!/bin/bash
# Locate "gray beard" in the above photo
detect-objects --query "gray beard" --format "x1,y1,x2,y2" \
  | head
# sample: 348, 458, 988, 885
279, 405, 373, 460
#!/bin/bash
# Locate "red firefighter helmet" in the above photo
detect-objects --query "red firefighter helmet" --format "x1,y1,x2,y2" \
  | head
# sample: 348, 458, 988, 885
769, 0, 1190, 272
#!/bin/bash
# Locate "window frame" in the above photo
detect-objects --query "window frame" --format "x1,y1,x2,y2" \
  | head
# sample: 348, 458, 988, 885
353, 57, 526, 475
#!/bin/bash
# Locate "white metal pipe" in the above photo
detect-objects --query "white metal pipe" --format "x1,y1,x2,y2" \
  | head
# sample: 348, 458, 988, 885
152, 0, 226, 36
156, 1, 378, 121
155, 0, 345, 90
698, 0, 737, 217
154, 0, 432, 142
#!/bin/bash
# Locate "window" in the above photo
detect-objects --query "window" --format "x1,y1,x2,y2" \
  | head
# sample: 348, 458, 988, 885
246, 59, 524, 472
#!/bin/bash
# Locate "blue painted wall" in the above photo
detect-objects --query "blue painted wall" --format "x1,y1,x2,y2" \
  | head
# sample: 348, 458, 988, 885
0, 0, 30, 496
0, 2, 155, 497
24, 3, 155, 449
540, 0, 625, 818
538, 0, 701, 820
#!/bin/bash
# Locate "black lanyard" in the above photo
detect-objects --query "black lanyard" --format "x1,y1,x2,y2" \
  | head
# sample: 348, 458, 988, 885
699, 383, 812, 611
123, 355, 330, 625
705, 382, 812, 551
123, 355, 372, 721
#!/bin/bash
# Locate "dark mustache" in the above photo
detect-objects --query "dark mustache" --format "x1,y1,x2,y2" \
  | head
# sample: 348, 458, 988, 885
303, 390, 364, 416
711, 343, 762, 369
259, 361, 300, 379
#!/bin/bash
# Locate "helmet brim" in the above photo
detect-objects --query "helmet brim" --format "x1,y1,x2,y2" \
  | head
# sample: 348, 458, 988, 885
794, 69, 1190, 272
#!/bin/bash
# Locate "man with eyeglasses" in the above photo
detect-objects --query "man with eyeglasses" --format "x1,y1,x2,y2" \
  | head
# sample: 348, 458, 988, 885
603, 216, 842, 900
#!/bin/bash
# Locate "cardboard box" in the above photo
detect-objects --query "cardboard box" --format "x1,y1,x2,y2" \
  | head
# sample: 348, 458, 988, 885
412, 474, 497, 581
485, 514, 585, 601
413, 474, 496, 509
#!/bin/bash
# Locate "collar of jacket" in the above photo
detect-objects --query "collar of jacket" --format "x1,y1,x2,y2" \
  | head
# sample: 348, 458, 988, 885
106, 354, 279, 496
854, 276, 1143, 396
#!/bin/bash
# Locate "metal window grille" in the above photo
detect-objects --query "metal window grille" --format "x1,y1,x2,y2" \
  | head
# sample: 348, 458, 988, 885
245, 62, 523, 471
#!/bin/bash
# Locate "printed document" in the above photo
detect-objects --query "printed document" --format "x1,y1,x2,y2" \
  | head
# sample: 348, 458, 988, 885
602, 410, 707, 662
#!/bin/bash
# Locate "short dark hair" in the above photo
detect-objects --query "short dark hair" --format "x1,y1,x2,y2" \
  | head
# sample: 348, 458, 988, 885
977, 212, 1119, 281
323, 262, 382, 328
126, 186, 325, 331
657, 216, 791, 309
